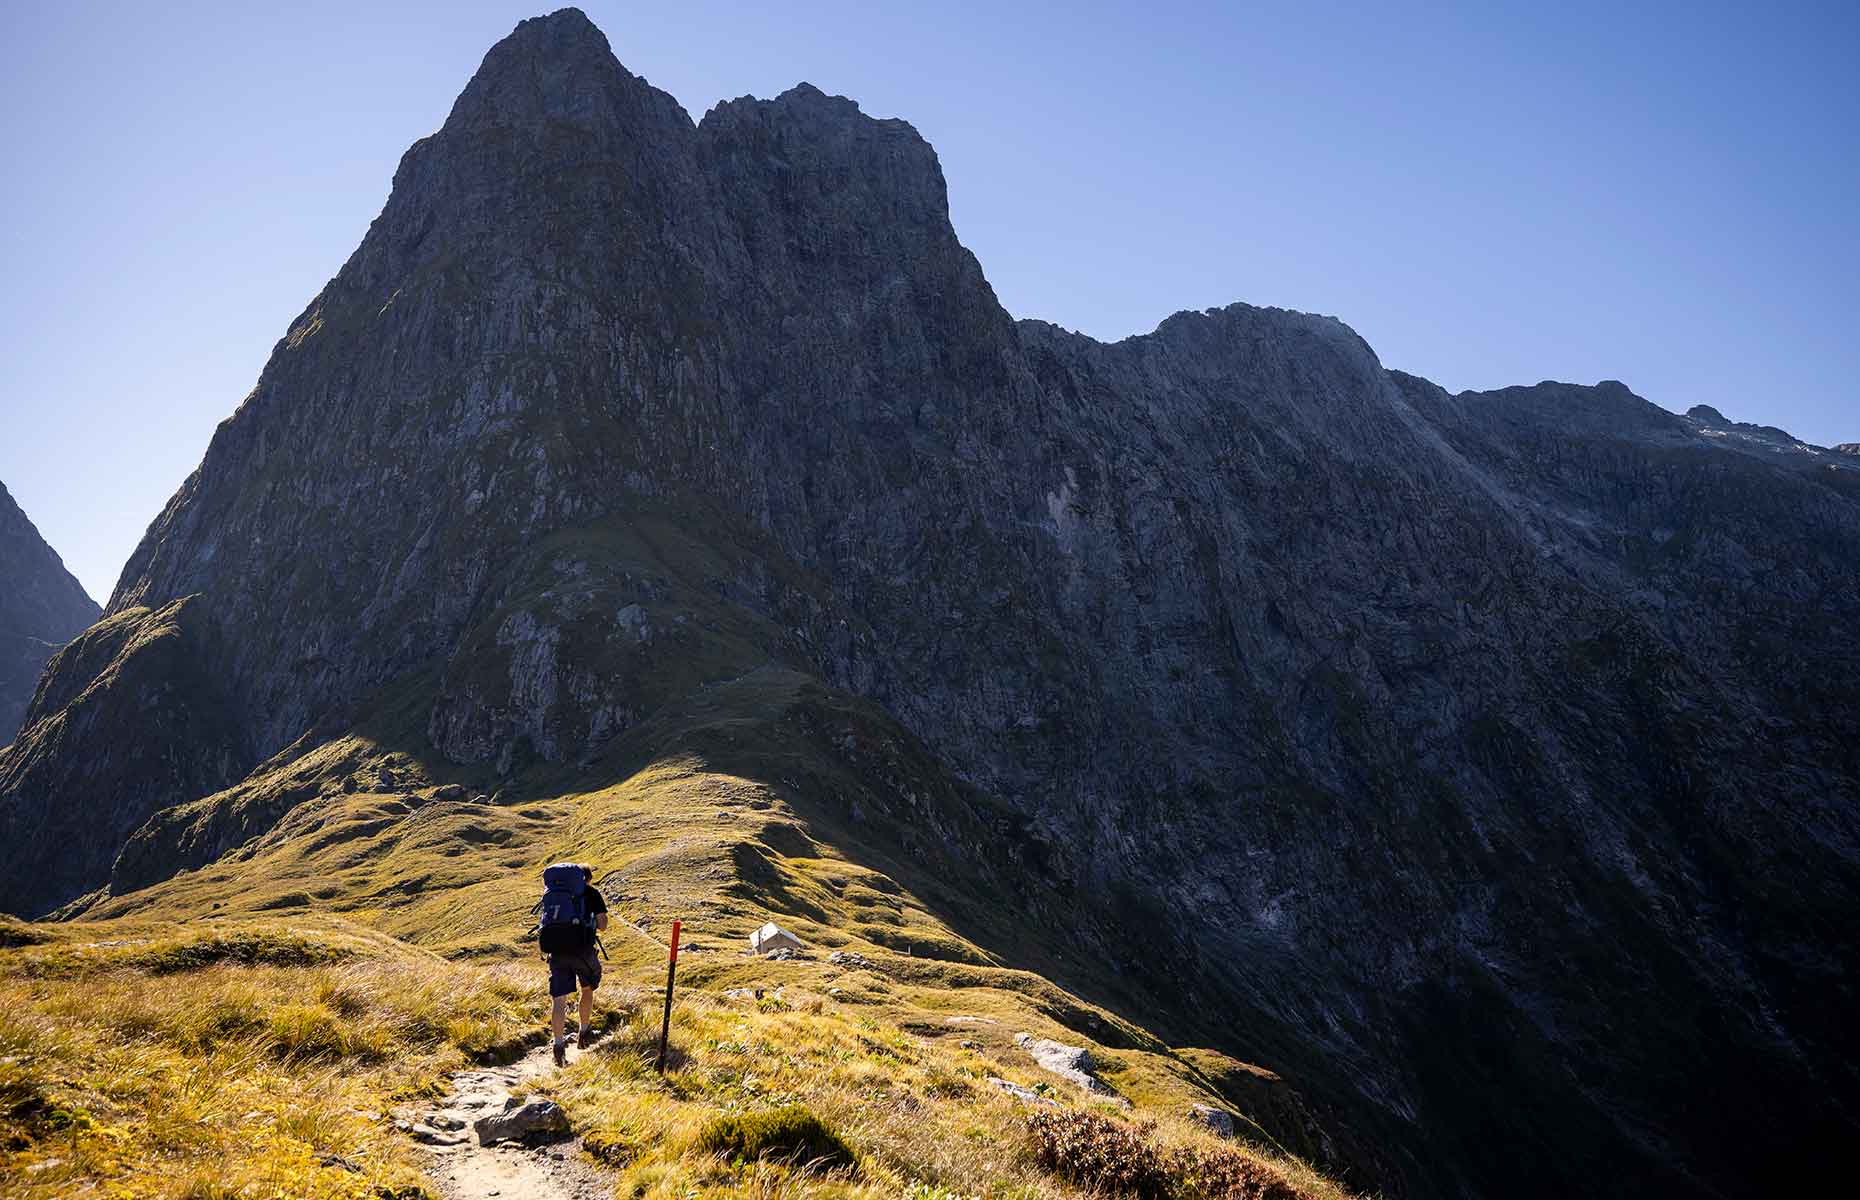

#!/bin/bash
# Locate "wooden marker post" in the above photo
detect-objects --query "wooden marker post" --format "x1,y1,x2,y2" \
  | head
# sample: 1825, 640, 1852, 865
655, 918, 682, 1073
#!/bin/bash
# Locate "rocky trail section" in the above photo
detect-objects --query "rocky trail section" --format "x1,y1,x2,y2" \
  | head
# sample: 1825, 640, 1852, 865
397, 1040, 612, 1200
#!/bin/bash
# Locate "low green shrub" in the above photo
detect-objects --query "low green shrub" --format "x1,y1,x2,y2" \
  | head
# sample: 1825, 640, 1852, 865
0, 918, 51, 949
134, 931, 352, 974
583, 1128, 637, 1166
694, 1104, 854, 1169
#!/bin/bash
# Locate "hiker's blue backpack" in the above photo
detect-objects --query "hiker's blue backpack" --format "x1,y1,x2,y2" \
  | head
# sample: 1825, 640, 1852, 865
537, 863, 594, 954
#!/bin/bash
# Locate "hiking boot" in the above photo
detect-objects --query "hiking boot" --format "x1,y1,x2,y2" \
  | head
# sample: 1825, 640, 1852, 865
577, 1026, 592, 1049
552, 1037, 567, 1068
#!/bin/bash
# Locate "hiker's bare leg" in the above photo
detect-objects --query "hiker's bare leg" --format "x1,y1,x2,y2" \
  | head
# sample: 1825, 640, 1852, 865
579, 983, 593, 1035
551, 993, 568, 1044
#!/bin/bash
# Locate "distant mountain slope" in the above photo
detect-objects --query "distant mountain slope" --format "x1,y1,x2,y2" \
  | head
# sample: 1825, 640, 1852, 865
0, 480, 99, 742
3, 10, 1856, 1200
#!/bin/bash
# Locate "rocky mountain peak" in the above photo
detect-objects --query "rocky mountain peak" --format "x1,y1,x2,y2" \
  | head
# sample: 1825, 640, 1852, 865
444, 7, 661, 132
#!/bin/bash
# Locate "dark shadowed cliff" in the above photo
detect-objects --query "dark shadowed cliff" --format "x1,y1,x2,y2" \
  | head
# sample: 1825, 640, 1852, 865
3, 11, 1856, 1198
0, 480, 99, 742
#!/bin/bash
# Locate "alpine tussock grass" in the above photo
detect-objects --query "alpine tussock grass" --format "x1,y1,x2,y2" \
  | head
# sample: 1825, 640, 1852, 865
0, 922, 544, 1199
1, 919, 1352, 1200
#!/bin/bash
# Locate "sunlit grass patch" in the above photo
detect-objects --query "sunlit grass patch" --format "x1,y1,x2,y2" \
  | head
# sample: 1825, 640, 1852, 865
0, 919, 547, 1198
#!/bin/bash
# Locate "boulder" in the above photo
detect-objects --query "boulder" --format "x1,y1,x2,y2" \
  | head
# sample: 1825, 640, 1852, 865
473, 1099, 570, 1145
1015, 1032, 1119, 1096
1188, 1103, 1237, 1137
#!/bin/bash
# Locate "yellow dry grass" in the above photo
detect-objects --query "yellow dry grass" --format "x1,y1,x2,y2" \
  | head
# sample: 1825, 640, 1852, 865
0, 920, 543, 1199
0, 920, 1351, 1200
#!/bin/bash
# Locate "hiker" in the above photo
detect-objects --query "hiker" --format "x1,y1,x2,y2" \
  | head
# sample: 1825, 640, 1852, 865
537, 861, 608, 1066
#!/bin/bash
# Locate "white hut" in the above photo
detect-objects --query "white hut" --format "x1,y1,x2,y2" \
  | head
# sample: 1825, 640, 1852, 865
749, 922, 803, 956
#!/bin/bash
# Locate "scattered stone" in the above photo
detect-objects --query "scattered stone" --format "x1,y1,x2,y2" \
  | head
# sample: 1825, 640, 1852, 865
750, 922, 803, 956
722, 987, 774, 1002
1015, 1032, 1119, 1096
434, 783, 468, 801
411, 1123, 469, 1146
987, 1076, 1059, 1107
473, 1099, 570, 1145
1188, 1103, 1237, 1137
827, 950, 874, 969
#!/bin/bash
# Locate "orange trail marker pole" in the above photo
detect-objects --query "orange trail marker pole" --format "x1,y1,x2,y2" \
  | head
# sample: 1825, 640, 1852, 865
656, 919, 682, 1073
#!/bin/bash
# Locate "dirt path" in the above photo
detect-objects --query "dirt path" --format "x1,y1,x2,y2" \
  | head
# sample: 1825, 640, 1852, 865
397, 1040, 613, 1200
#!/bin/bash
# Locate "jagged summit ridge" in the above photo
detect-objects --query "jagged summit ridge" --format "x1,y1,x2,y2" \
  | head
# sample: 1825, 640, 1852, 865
1679, 400, 1859, 467
5, 11, 1859, 1200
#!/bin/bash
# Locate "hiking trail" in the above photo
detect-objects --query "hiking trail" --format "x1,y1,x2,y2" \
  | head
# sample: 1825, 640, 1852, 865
395, 1038, 613, 1200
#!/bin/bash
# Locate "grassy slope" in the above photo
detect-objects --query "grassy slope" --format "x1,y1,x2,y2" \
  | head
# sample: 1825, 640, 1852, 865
0, 919, 539, 1199
0, 918, 1346, 1200
3, 511, 1359, 1199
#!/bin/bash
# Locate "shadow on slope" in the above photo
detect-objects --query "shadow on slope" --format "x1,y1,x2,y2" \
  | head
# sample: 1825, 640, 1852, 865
78, 655, 1358, 1185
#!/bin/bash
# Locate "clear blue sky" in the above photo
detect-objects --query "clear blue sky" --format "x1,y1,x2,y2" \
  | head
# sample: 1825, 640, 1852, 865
3, 1, 1855, 605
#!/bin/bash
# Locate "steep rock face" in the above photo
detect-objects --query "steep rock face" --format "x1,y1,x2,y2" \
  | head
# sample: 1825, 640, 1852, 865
0, 599, 247, 911
5, 10, 1858, 1199
0, 481, 99, 743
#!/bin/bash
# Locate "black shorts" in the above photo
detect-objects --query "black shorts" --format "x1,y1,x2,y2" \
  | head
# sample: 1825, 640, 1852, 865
548, 946, 602, 998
